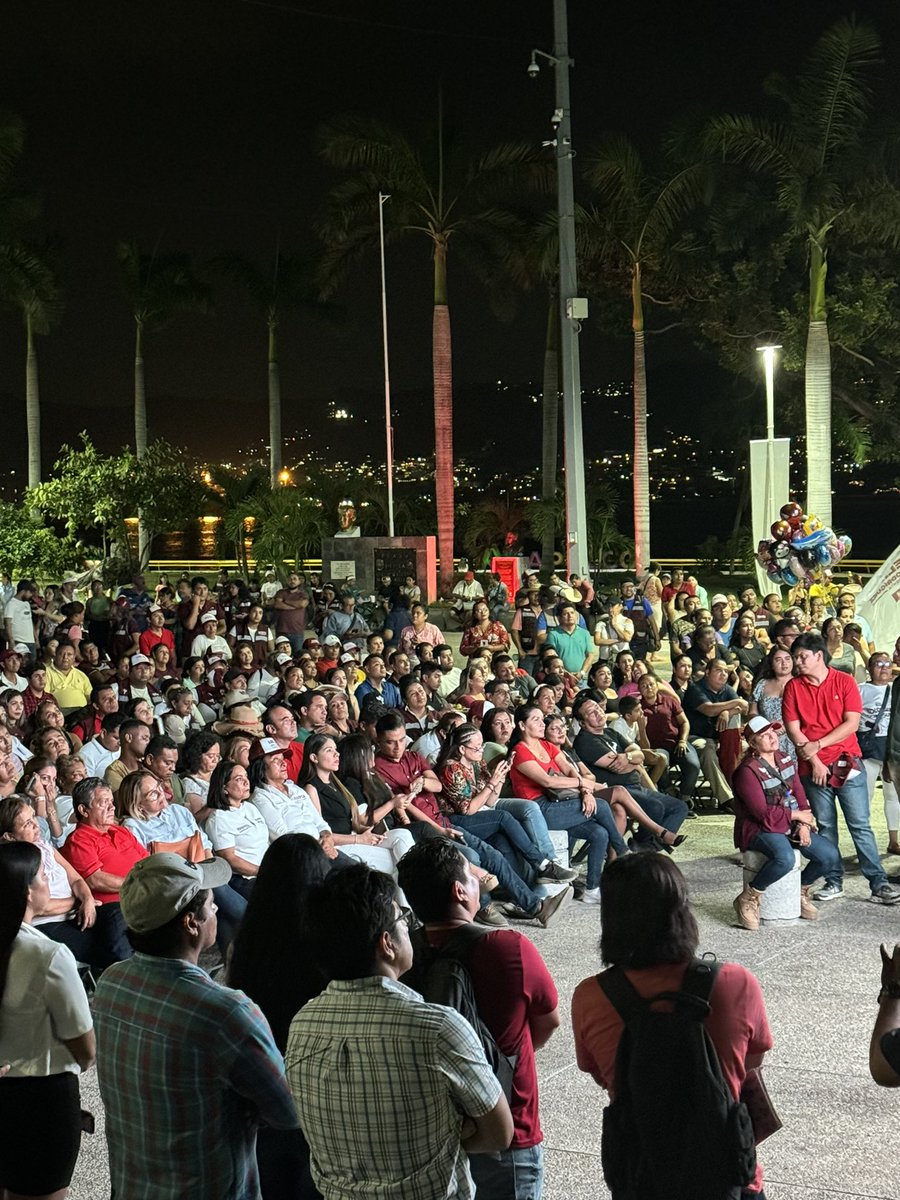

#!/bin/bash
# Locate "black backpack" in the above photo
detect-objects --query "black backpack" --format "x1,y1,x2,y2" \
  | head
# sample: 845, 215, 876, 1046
404, 923, 518, 1101
597, 959, 756, 1200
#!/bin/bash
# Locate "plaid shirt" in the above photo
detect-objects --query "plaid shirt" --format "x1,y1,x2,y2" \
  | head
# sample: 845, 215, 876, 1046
93, 953, 297, 1200
286, 975, 501, 1200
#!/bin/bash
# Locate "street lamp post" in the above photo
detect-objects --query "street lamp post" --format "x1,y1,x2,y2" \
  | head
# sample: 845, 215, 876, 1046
531, 0, 589, 578
378, 192, 395, 537
758, 344, 781, 526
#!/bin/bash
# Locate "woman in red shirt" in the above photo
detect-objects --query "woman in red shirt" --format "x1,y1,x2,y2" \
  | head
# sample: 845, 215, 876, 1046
572, 853, 773, 1199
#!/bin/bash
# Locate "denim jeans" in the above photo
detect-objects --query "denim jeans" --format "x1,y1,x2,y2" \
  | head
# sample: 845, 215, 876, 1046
747, 830, 843, 891
628, 789, 689, 844
451, 808, 545, 869
804, 770, 888, 892
536, 798, 610, 889
212, 882, 247, 953
495, 798, 556, 861
470, 1142, 544, 1200
667, 739, 702, 797
457, 831, 543, 914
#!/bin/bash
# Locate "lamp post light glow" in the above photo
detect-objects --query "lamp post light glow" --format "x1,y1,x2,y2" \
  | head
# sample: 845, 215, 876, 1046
757, 344, 781, 518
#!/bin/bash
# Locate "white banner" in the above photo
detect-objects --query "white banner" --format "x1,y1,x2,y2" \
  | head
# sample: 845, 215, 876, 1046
749, 438, 791, 597
857, 547, 900, 654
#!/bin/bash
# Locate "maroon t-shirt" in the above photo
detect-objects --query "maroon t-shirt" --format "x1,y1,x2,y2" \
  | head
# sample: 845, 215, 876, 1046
640, 693, 686, 751
273, 587, 309, 636
426, 927, 557, 1148
374, 752, 452, 828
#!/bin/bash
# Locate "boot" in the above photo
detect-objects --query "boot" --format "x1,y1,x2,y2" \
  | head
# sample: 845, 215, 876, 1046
733, 885, 762, 931
799, 886, 819, 921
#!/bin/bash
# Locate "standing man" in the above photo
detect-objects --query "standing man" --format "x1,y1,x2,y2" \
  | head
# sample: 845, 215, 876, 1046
399, 840, 558, 1200
783, 631, 900, 905
3, 578, 36, 656
273, 571, 310, 654
545, 603, 594, 685
286, 864, 513, 1199
177, 576, 224, 662
93, 853, 298, 1200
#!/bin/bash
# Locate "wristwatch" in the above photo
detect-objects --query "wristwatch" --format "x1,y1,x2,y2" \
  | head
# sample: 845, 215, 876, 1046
878, 981, 900, 1002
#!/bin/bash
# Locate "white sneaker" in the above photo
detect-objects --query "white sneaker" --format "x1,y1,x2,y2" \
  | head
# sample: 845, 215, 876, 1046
580, 886, 602, 905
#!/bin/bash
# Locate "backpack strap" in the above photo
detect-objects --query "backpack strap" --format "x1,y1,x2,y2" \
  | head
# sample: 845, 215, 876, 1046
676, 958, 720, 1018
438, 922, 492, 962
597, 966, 646, 1022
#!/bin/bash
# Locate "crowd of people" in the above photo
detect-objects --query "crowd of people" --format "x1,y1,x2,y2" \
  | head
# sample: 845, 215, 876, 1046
1, 560, 899, 1200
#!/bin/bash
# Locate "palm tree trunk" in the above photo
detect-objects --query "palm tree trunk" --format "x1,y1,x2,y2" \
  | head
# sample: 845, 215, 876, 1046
268, 322, 282, 488
433, 240, 454, 594
134, 320, 151, 563
805, 240, 832, 525
541, 291, 559, 571
632, 263, 650, 575
25, 312, 41, 490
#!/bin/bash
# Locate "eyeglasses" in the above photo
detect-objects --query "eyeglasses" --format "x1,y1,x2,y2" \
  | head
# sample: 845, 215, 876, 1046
872, 660, 891, 669
389, 907, 416, 933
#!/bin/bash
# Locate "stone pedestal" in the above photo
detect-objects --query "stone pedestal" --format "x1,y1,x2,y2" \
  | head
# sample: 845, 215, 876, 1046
742, 848, 802, 925
321, 536, 437, 602
548, 829, 571, 869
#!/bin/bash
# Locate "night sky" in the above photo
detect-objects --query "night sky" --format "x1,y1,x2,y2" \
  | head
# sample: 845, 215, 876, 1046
4, 0, 900, 471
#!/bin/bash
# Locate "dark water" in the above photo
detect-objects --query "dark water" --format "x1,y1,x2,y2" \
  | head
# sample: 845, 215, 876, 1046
148, 494, 897, 565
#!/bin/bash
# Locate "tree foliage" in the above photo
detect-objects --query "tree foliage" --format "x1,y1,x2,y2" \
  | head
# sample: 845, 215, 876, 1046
0, 499, 79, 579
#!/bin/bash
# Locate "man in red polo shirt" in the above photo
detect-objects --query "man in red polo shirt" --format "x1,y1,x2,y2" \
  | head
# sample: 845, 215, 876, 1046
399, 839, 559, 1200
783, 631, 900, 906
262, 703, 304, 782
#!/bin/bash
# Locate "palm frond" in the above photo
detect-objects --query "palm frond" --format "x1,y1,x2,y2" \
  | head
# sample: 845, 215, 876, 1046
317, 115, 427, 196
794, 17, 880, 165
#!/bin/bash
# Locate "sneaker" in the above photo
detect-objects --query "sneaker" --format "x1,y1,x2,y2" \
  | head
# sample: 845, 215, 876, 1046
580, 886, 602, 905
813, 882, 844, 902
535, 886, 572, 927
869, 884, 900, 905
474, 904, 509, 928
537, 860, 578, 883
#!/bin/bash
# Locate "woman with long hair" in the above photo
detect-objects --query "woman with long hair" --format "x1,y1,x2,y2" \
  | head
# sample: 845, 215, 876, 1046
0, 841, 95, 1200
571, 854, 772, 1200
458, 598, 510, 660
337, 733, 414, 832
299, 734, 413, 876
587, 660, 619, 704
178, 730, 223, 817
749, 645, 796, 761
611, 649, 636, 692
227, 834, 328, 1200
205, 758, 268, 897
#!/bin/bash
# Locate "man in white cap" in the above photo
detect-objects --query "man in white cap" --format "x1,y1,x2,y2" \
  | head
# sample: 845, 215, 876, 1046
93, 853, 298, 1200
190, 609, 233, 662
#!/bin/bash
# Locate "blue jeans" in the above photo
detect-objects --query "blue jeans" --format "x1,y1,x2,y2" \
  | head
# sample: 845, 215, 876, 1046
451, 809, 545, 869
628, 788, 689, 844
495, 799, 556, 861
212, 882, 247, 953
804, 771, 888, 892
747, 830, 843, 891
456, 831, 543, 914
470, 1142, 543, 1200
536, 798, 611, 889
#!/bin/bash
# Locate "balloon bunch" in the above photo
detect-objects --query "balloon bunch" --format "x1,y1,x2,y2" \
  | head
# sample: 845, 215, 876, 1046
756, 502, 852, 587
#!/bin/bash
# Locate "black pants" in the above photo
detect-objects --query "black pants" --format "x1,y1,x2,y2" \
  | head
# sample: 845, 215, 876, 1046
40, 901, 132, 972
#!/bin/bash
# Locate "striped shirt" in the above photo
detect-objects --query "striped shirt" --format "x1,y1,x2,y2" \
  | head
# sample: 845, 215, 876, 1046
93, 953, 297, 1200
286, 975, 502, 1199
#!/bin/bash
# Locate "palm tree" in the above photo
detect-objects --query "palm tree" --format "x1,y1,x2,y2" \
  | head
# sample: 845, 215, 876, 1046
0, 241, 62, 489
117, 240, 210, 459
212, 249, 342, 488
582, 140, 705, 573
705, 17, 900, 526
117, 241, 209, 560
316, 111, 543, 593
529, 483, 630, 568
206, 466, 268, 577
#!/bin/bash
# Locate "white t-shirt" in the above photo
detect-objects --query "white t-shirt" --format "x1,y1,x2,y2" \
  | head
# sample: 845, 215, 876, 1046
190, 633, 232, 661
32, 839, 75, 926
0, 923, 93, 1077
859, 682, 892, 740
4, 596, 34, 644
249, 781, 329, 842
0, 672, 27, 692
205, 803, 269, 873
609, 716, 639, 745
79, 740, 120, 779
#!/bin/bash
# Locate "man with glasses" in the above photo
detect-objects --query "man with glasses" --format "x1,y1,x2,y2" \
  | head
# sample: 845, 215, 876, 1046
783, 632, 900, 905
287, 864, 513, 1199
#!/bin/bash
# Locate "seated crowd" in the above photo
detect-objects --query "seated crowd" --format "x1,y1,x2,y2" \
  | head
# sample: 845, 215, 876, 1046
0, 561, 897, 1200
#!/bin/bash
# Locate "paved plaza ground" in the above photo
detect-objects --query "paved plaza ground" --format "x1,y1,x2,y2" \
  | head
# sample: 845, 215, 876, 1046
69, 802, 900, 1200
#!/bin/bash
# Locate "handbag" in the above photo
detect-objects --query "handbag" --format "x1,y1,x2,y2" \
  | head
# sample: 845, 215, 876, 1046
148, 831, 207, 863
858, 688, 890, 761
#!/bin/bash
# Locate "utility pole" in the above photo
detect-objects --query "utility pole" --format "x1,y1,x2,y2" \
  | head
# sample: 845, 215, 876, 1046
536, 0, 588, 577
378, 193, 395, 536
